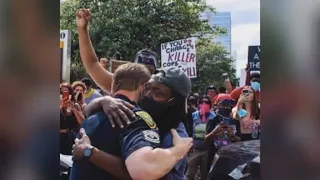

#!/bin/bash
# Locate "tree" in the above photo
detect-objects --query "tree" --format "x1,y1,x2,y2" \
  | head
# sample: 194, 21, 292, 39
60, 0, 223, 62
60, 0, 235, 88
192, 38, 238, 93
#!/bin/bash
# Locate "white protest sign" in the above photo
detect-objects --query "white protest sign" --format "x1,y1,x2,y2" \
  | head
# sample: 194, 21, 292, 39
160, 38, 197, 78
60, 30, 72, 83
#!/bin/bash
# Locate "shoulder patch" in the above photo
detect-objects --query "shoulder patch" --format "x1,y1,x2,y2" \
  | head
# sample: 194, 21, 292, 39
135, 111, 157, 129
142, 130, 160, 144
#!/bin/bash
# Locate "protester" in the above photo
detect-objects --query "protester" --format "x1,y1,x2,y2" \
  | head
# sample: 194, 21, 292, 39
71, 81, 86, 110
218, 87, 227, 94
186, 94, 198, 137
71, 63, 193, 180
81, 78, 102, 104
230, 71, 260, 103
205, 98, 240, 170
186, 94, 215, 180
232, 86, 260, 141
206, 85, 219, 103
60, 83, 85, 155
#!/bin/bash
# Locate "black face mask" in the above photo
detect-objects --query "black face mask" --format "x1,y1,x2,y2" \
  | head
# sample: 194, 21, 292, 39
138, 96, 170, 118
217, 107, 232, 118
138, 96, 179, 132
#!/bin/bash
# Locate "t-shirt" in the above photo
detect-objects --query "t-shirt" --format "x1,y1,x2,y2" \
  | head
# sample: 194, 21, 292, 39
192, 111, 216, 149
160, 122, 188, 180
230, 87, 260, 103
70, 94, 160, 180
84, 88, 103, 104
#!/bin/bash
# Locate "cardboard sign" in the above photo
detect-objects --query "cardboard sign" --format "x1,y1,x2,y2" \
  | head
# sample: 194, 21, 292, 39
161, 38, 197, 78
247, 46, 260, 71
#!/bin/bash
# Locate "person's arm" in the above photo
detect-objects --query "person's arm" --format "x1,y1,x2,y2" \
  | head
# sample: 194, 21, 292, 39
72, 103, 85, 124
205, 117, 219, 143
222, 73, 233, 94
245, 65, 251, 85
89, 148, 132, 180
77, 26, 113, 92
121, 113, 191, 180
225, 78, 233, 94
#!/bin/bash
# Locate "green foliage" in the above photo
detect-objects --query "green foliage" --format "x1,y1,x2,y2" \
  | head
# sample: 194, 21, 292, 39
192, 38, 238, 93
60, 0, 236, 89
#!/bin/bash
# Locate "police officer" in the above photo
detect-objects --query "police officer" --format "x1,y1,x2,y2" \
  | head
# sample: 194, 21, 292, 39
70, 63, 192, 180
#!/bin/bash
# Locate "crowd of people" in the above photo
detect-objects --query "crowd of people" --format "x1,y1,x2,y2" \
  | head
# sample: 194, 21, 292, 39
60, 8, 261, 180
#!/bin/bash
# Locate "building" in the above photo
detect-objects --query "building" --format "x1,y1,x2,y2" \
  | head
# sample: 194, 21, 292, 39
201, 11, 232, 57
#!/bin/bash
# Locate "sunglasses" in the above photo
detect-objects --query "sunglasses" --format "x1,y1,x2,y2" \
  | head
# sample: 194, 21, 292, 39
199, 100, 210, 104
242, 89, 253, 94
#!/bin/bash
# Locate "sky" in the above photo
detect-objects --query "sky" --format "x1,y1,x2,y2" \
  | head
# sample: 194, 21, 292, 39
206, 0, 260, 77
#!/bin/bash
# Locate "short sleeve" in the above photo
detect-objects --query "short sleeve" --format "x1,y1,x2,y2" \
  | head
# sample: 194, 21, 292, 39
120, 111, 161, 160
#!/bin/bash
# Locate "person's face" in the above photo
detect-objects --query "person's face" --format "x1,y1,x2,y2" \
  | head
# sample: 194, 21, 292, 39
144, 64, 156, 74
74, 85, 84, 94
207, 89, 217, 97
199, 98, 210, 106
242, 87, 254, 101
193, 93, 199, 99
60, 87, 69, 94
144, 80, 173, 102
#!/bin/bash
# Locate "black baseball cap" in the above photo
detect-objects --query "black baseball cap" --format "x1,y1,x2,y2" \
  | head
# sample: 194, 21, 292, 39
81, 78, 92, 87
151, 67, 191, 98
135, 49, 158, 69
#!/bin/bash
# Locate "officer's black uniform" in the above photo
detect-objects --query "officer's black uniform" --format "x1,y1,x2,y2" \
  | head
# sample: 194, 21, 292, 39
70, 94, 161, 180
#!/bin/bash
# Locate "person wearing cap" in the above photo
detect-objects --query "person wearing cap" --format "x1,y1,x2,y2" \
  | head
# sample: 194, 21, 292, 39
83, 67, 192, 180
205, 97, 240, 172
76, 9, 158, 94
206, 85, 219, 103
186, 94, 215, 180
81, 78, 102, 104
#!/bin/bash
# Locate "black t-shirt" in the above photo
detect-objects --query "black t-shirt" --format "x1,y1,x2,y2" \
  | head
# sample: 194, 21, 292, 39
60, 111, 78, 131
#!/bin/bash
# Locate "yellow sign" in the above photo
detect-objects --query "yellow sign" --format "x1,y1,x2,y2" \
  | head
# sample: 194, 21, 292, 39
135, 111, 157, 129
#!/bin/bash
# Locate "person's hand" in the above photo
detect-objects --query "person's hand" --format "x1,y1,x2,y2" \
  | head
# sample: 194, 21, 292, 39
98, 96, 136, 128
60, 97, 69, 109
72, 128, 92, 160
171, 129, 193, 159
222, 73, 228, 80
238, 94, 249, 104
64, 100, 75, 110
76, 9, 91, 29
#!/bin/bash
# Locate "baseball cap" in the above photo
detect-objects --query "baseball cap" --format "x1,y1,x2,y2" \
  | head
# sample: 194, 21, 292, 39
151, 67, 191, 98
135, 49, 158, 69
81, 78, 92, 87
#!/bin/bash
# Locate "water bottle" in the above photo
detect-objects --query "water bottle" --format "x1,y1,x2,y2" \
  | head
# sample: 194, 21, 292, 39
252, 122, 259, 139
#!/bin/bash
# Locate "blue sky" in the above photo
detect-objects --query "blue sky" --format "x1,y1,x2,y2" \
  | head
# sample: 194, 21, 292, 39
206, 0, 260, 76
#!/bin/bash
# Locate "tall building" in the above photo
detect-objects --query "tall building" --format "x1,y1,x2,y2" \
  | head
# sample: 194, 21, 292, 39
202, 11, 232, 57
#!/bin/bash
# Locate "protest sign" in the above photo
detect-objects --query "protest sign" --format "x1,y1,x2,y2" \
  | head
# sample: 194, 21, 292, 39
247, 46, 260, 72
60, 30, 72, 82
161, 38, 197, 78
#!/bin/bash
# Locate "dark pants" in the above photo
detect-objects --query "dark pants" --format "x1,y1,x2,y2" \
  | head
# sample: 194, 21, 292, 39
186, 148, 209, 180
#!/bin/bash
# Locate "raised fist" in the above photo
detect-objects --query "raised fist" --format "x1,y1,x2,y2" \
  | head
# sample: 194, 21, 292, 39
76, 9, 91, 29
